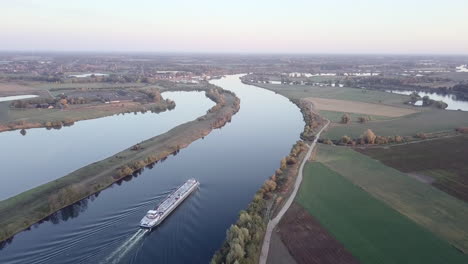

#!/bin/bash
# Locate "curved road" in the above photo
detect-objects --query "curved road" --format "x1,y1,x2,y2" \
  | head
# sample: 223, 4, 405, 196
259, 120, 330, 264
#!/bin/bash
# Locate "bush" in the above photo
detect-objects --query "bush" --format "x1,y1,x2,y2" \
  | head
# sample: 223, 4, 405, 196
375, 136, 388, 144
358, 116, 370, 123
117, 166, 133, 177
455, 127, 468, 134
415, 133, 427, 139
286, 156, 297, 165
341, 113, 351, 124
341, 135, 351, 144
262, 179, 277, 193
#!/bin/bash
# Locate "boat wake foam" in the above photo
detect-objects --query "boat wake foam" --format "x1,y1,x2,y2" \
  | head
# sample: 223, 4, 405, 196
102, 228, 148, 264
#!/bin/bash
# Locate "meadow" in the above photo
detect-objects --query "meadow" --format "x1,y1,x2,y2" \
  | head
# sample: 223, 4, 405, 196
322, 110, 468, 139
297, 162, 468, 264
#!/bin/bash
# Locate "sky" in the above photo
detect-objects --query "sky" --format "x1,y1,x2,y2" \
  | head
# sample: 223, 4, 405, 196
1, 0, 468, 54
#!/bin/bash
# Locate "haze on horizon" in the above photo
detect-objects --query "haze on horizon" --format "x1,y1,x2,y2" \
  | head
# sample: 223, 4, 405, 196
1, 0, 468, 54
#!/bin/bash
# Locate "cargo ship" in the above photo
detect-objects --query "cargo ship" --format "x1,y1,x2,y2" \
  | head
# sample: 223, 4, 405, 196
140, 178, 199, 229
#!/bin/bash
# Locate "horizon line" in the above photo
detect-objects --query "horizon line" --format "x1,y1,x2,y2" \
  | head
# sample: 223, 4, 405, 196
1, 50, 468, 57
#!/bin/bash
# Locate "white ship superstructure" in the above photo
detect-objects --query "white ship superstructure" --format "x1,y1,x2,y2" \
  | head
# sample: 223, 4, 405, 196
140, 178, 199, 229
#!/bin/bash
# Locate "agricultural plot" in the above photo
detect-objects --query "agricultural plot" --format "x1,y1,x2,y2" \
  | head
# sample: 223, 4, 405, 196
297, 162, 468, 264
278, 202, 359, 264
315, 144, 468, 253
356, 135, 468, 202
257, 83, 412, 107
306, 97, 416, 117
322, 109, 468, 139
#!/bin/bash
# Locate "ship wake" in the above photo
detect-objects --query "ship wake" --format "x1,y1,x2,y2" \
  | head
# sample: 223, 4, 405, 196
102, 228, 148, 264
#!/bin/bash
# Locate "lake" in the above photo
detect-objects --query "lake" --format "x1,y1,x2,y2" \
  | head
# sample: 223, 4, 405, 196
386, 90, 468, 111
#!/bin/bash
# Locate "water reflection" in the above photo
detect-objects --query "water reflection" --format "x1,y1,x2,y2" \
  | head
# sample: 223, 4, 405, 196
386, 90, 468, 111
0, 91, 214, 200
0, 75, 304, 264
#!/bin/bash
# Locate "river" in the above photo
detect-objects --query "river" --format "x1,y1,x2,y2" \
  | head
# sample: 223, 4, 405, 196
0, 75, 303, 264
0, 91, 214, 200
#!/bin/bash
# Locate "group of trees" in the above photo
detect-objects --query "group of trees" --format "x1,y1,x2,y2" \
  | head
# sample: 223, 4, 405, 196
331, 129, 407, 146
341, 113, 371, 124
293, 99, 325, 141
211, 141, 307, 264
10, 95, 92, 109
211, 197, 266, 264
140, 88, 163, 103
421, 96, 448, 109
455, 127, 468, 134
10, 97, 55, 109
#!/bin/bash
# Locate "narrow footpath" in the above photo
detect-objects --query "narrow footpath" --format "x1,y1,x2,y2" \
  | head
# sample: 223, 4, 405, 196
259, 120, 330, 264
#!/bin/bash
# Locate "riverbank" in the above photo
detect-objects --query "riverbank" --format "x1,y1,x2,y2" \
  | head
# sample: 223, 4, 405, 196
0, 86, 240, 243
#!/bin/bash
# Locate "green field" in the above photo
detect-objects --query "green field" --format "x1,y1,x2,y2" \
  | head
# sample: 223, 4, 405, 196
318, 110, 392, 123
356, 135, 468, 202
322, 110, 468, 139
315, 144, 468, 253
257, 83, 412, 107
297, 162, 468, 264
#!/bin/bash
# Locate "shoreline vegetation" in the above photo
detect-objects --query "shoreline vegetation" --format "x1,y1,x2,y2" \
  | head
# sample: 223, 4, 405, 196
0, 84, 240, 243
211, 78, 326, 264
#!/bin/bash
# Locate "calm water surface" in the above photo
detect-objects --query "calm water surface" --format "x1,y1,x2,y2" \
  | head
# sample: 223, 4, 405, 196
0, 75, 303, 264
386, 90, 468, 111
0, 91, 214, 200
0, 95, 38, 102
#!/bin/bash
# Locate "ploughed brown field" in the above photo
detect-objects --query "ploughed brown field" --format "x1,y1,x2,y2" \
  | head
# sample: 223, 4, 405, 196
356, 134, 468, 203
277, 202, 360, 264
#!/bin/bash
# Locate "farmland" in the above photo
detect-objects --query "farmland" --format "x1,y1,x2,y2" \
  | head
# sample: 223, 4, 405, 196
315, 144, 468, 253
322, 110, 468, 139
255, 83, 413, 107
356, 135, 468, 202
277, 202, 359, 264
305, 97, 416, 117
251, 82, 468, 140
296, 162, 468, 264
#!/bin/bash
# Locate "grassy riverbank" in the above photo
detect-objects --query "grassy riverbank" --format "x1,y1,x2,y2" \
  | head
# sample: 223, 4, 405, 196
0, 86, 240, 243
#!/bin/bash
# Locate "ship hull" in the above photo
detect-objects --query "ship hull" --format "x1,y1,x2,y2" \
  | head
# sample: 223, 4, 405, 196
140, 179, 199, 229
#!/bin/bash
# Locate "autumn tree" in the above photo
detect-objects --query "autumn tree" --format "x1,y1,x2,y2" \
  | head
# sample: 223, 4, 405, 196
262, 179, 277, 193
362, 129, 376, 144
358, 116, 370, 123
341, 135, 351, 144
341, 113, 351, 124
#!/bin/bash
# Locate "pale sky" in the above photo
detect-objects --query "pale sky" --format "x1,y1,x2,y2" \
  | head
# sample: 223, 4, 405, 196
1, 0, 468, 54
